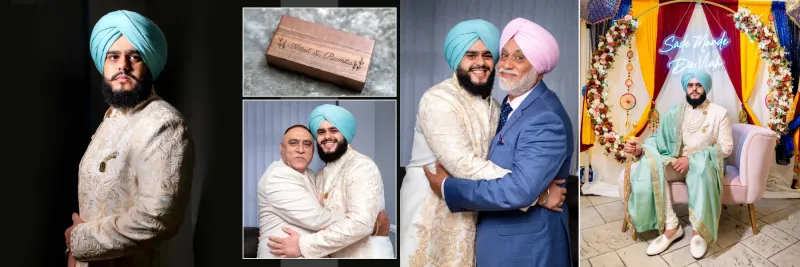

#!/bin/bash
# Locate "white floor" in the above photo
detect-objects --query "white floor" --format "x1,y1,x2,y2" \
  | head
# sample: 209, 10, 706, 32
580, 196, 800, 267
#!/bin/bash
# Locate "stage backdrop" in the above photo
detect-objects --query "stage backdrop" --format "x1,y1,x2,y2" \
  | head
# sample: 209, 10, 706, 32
580, 2, 800, 198
399, 0, 580, 172
242, 100, 398, 250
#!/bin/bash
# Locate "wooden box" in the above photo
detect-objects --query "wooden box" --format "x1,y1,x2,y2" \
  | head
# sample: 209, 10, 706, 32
266, 15, 375, 92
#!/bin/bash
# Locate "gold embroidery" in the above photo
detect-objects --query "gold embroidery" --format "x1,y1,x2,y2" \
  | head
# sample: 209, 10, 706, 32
73, 94, 193, 266
406, 75, 506, 266
644, 146, 667, 234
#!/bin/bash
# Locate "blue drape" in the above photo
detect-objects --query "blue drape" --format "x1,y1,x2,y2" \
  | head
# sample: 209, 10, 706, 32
772, 1, 799, 95
613, 0, 632, 20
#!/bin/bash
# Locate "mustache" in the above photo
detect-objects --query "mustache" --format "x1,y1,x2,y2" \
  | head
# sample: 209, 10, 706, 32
469, 66, 489, 71
498, 68, 519, 76
111, 71, 139, 81
321, 138, 337, 144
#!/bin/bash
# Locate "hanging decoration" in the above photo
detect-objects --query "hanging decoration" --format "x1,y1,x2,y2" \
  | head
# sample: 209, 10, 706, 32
787, 0, 799, 28
734, 7, 794, 137
581, 0, 625, 24
585, 15, 639, 163
586, 7, 794, 164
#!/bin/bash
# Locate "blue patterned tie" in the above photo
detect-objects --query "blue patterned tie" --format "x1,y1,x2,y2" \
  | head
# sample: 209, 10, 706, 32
496, 103, 512, 134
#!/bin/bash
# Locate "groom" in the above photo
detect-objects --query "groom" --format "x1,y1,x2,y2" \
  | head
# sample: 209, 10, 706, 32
269, 105, 394, 258
425, 18, 572, 267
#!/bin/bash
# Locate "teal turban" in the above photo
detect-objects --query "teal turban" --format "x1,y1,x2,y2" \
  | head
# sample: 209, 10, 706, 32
90, 10, 168, 79
308, 104, 356, 143
443, 19, 501, 71
681, 68, 712, 93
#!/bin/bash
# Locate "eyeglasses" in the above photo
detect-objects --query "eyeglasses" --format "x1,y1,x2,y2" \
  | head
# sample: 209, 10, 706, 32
687, 83, 703, 88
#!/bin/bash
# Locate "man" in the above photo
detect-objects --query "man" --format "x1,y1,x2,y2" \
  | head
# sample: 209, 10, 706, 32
64, 10, 194, 267
425, 18, 572, 267
256, 125, 390, 258
267, 105, 394, 258
398, 18, 566, 267
622, 68, 732, 259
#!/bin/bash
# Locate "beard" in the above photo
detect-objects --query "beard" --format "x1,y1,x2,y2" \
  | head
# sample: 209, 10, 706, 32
498, 67, 539, 96
317, 138, 349, 164
456, 66, 495, 99
685, 91, 707, 108
101, 71, 153, 110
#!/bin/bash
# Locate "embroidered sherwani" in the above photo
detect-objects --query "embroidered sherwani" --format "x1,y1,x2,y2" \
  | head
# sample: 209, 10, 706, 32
70, 92, 194, 267
398, 75, 511, 267
626, 100, 733, 244
298, 146, 394, 258
256, 160, 345, 258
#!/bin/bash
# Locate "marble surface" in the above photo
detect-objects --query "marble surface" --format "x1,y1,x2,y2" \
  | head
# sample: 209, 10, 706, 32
580, 196, 800, 266
242, 8, 397, 97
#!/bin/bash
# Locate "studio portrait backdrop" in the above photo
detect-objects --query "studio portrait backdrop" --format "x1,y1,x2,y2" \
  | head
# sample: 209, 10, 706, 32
242, 100, 398, 255
397, 0, 580, 265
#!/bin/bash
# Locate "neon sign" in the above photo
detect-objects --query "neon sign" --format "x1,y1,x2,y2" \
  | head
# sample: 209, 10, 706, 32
658, 31, 730, 74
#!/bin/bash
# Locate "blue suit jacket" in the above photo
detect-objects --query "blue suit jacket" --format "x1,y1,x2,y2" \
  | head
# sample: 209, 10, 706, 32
443, 81, 574, 267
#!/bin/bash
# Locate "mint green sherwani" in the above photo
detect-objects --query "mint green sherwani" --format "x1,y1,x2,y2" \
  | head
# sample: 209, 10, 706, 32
626, 101, 733, 244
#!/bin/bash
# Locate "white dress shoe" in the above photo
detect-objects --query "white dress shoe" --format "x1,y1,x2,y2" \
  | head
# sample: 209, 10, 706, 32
690, 235, 707, 258
646, 226, 683, 255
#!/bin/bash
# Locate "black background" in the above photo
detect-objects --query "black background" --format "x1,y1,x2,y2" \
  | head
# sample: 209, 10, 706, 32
1, 0, 579, 266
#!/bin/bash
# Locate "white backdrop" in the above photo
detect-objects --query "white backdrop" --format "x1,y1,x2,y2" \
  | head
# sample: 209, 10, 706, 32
242, 100, 400, 250
580, 3, 800, 198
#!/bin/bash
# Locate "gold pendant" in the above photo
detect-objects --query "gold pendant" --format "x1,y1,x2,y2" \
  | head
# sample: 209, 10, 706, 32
701, 127, 706, 133
324, 192, 329, 199
99, 161, 106, 172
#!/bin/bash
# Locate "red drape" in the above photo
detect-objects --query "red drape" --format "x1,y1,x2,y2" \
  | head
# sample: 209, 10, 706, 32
702, 1, 748, 122
637, 1, 695, 136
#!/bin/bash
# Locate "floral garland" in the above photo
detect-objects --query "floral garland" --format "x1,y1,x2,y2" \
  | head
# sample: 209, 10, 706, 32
585, 15, 638, 163
586, 8, 795, 163
734, 8, 794, 136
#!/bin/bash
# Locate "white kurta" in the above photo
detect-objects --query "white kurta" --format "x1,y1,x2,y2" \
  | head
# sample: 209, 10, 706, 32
70, 92, 194, 267
399, 75, 511, 267
680, 101, 734, 157
663, 101, 734, 182
256, 160, 346, 258
297, 146, 394, 258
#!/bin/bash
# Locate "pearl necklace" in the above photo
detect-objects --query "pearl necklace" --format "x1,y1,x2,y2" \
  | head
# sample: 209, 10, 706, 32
686, 102, 708, 133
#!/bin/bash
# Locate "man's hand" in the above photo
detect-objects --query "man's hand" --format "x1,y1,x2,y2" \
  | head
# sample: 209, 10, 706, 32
672, 157, 689, 174
268, 227, 302, 258
372, 210, 390, 236
65, 213, 84, 266
539, 179, 567, 212
64, 213, 85, 249
623, 140, 642, 157
423, 162, 450, 198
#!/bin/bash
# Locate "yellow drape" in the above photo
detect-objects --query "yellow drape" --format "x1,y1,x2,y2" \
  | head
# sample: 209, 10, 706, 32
739, 1, 771, 126
627, 0, 660, 139
581, 100, 595, 149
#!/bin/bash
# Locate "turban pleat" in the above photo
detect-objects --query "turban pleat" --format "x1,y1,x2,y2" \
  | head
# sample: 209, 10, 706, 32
443, 19, 501, 71
499, 18, 559, 74
308, 104, 356, 143
90, 10, 168, 79
681, 68, 713, 93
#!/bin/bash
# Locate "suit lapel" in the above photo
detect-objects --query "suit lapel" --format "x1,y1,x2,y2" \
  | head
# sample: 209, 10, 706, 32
497, 81, 548, 137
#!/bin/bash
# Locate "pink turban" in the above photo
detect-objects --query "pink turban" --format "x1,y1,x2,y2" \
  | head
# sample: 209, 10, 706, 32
499, 18, 559, 74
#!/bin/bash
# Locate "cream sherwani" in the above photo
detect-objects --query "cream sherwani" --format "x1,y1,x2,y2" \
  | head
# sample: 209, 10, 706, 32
399, 75, 512, 267
661, 101, 733, 231
298, 146, 394, 258
70, 92, 194, 267
256, 160, 346, 258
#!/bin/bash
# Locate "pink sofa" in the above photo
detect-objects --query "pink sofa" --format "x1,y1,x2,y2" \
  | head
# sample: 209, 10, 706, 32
619, 123, 777, 237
